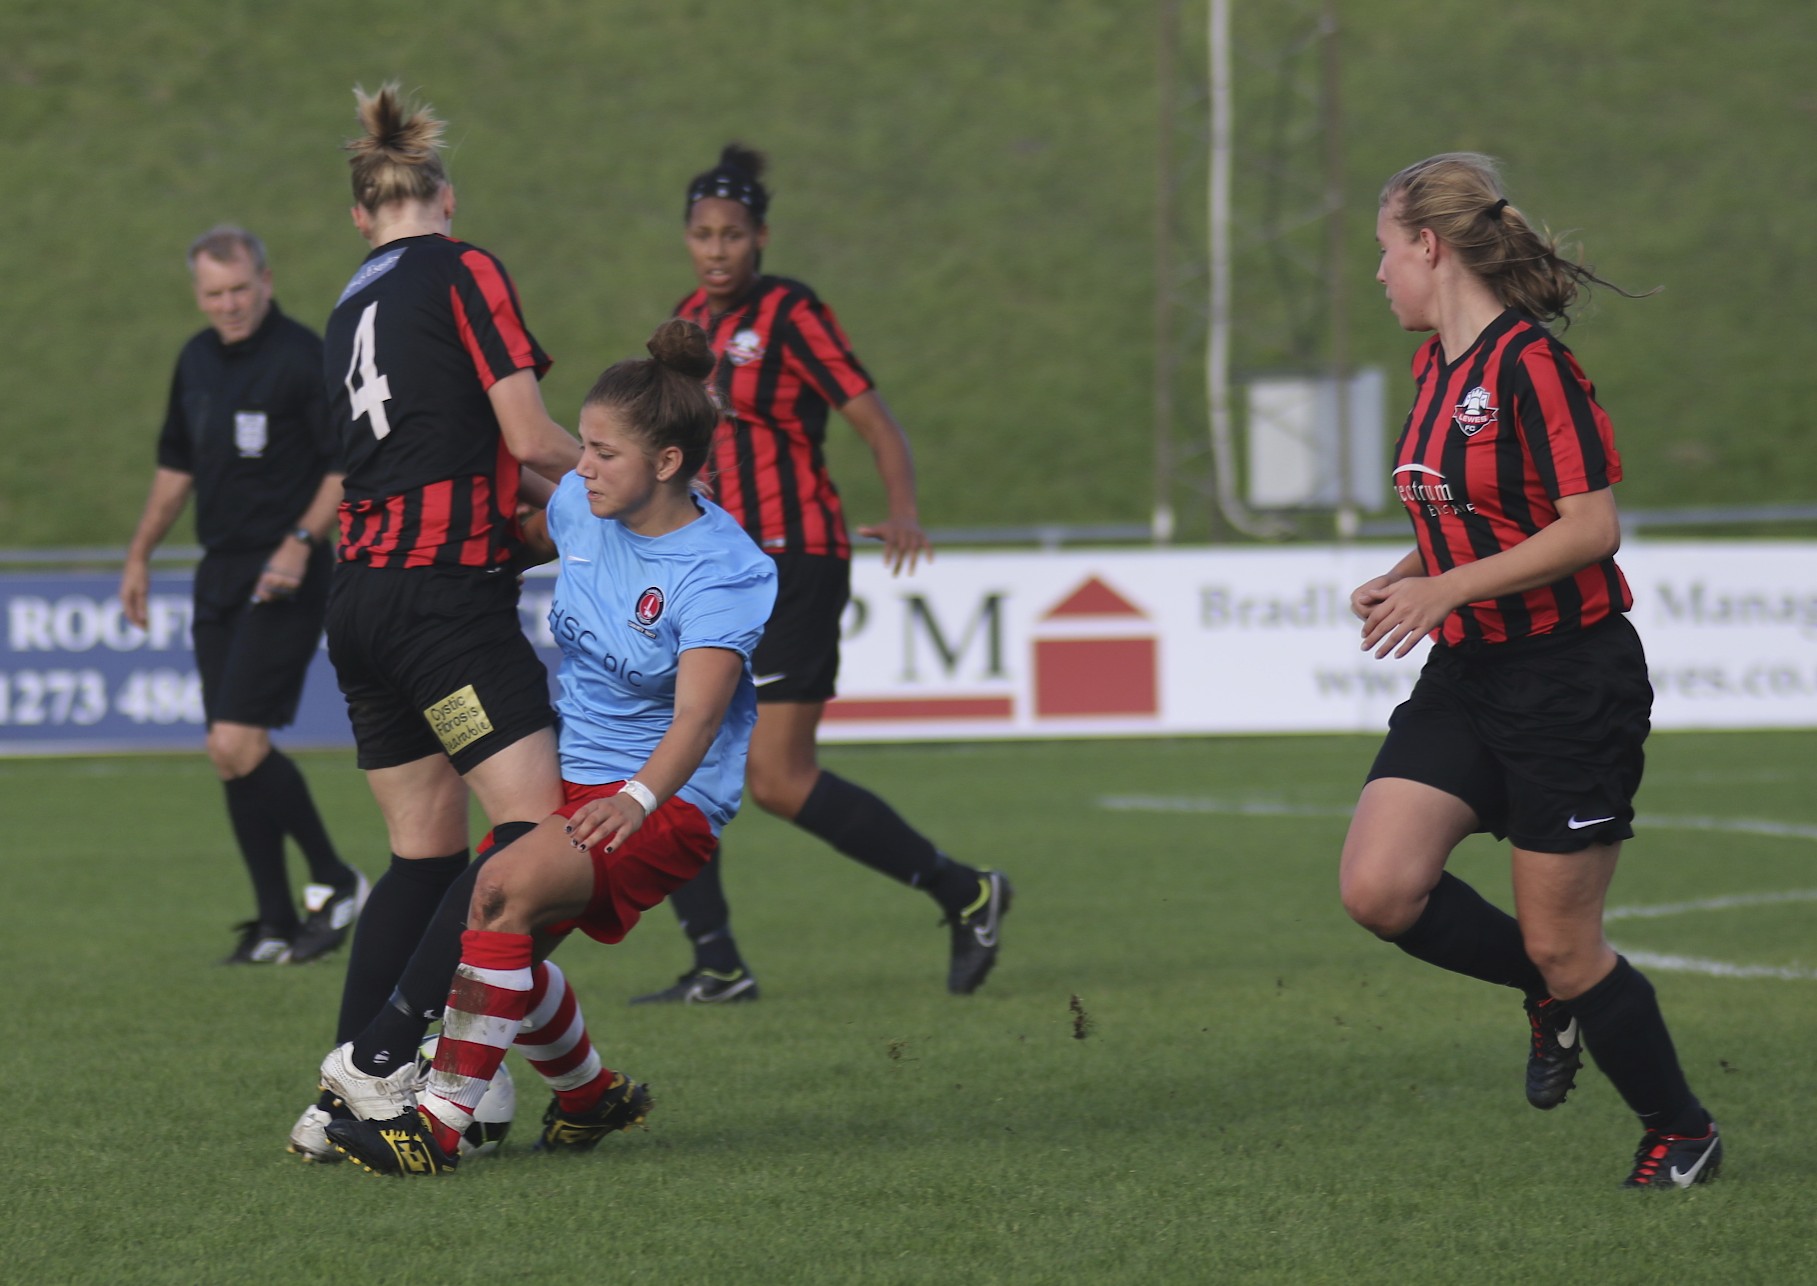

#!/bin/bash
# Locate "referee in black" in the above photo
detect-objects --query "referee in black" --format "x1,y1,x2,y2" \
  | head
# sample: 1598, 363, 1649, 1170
121, 225, 366, 966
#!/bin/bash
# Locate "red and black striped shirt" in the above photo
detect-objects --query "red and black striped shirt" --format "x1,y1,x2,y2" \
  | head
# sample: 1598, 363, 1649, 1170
674, 276, 874, 559
1392, 308, 1630, 646
324, 234, 551, 570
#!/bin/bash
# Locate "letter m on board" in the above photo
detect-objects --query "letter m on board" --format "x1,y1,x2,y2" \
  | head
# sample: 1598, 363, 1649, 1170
902, 593, 1006, 681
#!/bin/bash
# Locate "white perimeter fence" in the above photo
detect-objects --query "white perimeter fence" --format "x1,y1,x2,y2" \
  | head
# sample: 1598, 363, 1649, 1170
3, 537, 1814, 752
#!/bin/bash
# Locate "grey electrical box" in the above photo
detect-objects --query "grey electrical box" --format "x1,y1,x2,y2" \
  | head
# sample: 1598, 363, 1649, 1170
1244, 368, 1387, 510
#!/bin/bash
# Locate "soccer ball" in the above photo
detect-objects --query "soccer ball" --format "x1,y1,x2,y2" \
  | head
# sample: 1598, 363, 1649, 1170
417, 1033, 516, 1156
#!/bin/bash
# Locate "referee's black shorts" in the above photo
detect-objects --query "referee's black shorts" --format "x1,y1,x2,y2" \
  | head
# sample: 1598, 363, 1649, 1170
326, 562, 555, 773
191, 544, 331, 729
1366, 613, 1653, 853
749, 553, 849, 704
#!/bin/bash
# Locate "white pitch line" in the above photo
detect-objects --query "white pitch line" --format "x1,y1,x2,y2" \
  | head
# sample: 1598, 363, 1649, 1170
1098, 794, 1817, 982
1641, 815, 1817, 842
1616, 950, 1817, 982
1098, 795, 1817, 844
1605, 889, 1817, 921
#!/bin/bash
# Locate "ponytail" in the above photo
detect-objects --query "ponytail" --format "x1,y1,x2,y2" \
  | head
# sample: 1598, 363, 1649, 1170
344, 82, 450, 213
1380, 152, 1653, 326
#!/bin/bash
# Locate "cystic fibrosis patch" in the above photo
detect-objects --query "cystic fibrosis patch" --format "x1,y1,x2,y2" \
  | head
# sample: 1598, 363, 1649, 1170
424, 684, 494, 757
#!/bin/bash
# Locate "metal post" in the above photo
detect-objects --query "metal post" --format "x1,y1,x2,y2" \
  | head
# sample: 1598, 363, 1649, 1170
1205, 0, 1283, 539
1153, 0, 1180, 545
1321, 0, 1357, 541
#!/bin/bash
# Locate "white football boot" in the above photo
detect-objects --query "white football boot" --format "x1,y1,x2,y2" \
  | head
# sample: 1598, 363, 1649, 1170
286, 1103, 343, 1163
319, 1042, 423, 1121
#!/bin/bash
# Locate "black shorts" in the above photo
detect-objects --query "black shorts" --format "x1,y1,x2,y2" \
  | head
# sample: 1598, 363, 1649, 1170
326, 562, 555, 773
1366, 613, 1652, 853
191, 545, 331, 729
750, 553, 849, 704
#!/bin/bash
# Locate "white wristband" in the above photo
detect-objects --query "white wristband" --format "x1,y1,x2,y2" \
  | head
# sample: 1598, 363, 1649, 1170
618, 779, 657, 814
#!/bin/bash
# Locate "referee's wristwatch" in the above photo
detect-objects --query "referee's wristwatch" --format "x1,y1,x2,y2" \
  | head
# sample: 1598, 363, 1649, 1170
290, 526, 315, 547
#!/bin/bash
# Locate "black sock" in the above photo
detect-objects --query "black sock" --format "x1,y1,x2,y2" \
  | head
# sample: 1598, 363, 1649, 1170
348, 821, 539, 1074
351, 862, 484, 1073
1571, 956, 1707, 1135
1387, 871, 1549, 995
668, 852, 744, 974
248, 750, 356, 889
223, 770, 298, 934
793, 771, 981, 913
334, 850, 469, 1044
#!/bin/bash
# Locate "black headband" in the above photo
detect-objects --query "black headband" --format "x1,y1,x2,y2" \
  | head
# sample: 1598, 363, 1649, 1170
1485, 198, 1509, 221
686, 169, 769, 224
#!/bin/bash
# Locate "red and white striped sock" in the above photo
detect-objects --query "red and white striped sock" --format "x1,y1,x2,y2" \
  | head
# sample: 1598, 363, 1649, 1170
515, 959, 617, 1113
420, 929, 534, 1150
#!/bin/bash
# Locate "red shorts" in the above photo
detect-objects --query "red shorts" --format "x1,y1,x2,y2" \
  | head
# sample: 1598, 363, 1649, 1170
543, 780, 719, 945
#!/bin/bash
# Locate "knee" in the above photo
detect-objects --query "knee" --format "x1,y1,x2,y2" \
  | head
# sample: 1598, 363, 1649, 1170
206, 726, 268, 779
1339, 870, 1422, 940
747, 764, 813, 819
1520, 928, 1610, 995
468, 867, 521, 933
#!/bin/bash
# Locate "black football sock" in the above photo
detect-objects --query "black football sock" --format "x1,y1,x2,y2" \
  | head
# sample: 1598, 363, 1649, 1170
351, 863, 484, 1075
334, 850, 469, 1044
667, 853, 745, 975
793, 771, 982, 914
1571, 956, 1708, 1136
348, 822, 539, 1074
249, 749, 357, 889
222, 769, 299, 934
1387, 871, 1550, 996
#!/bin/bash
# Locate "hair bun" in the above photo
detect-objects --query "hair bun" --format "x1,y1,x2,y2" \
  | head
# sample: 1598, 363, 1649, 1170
716, 143, 766, 180
646, 318, 716, 381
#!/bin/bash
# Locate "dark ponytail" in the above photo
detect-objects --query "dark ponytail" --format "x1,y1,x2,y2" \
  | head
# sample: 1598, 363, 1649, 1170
684, 143, 771, 224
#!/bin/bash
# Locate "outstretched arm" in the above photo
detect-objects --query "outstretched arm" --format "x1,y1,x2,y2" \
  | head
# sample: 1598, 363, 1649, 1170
840, 389, 932, 576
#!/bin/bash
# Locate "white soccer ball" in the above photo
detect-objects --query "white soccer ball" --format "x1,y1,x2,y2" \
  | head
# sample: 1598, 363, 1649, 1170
417, 1033, 516, 1156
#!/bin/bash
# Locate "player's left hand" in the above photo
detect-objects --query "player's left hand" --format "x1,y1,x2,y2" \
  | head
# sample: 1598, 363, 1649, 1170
252, 542, 309, 603
1359, 574, 1455, 659
565, 791, 647, 854
857, 516, 933, 576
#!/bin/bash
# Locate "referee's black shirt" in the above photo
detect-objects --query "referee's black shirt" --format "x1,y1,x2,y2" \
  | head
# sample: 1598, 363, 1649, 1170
156, 301, 336, 554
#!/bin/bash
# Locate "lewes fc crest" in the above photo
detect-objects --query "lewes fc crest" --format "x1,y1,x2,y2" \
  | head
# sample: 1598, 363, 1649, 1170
726, 328, 765, 367
1453, 386, 1498, 436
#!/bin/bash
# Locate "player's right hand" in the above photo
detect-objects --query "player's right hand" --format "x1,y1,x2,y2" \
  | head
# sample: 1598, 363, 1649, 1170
565, 791, 647, 854
120, 561, 150, 630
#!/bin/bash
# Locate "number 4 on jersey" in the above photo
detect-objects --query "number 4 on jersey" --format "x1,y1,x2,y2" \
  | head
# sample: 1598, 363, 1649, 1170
345, 301, 394, 439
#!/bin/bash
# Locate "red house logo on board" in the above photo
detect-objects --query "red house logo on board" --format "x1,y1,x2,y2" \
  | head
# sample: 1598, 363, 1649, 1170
1033, 576, 1158, 717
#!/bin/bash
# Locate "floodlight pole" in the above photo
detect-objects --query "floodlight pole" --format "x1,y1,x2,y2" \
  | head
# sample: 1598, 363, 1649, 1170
1153, 0, 1180, 545
1205, 0, 1282, 539
1321, 0, 1357, 541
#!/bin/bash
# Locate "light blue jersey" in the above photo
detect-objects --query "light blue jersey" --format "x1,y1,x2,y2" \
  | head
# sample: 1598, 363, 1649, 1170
544, 473, 777, 833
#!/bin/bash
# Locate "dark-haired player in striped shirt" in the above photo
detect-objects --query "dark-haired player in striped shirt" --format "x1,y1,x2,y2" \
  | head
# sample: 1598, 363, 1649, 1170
1340, 153, 1719, 1190
287, 83, 579, 1163
633, 144, 1011, 1004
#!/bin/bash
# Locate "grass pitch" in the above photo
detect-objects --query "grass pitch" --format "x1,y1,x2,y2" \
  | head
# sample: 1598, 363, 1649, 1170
3, 732, 1811, 1283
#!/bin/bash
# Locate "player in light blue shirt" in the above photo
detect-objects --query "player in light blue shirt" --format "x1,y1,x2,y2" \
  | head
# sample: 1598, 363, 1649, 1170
544, 465, 773, 836
320, 321, 778, 1175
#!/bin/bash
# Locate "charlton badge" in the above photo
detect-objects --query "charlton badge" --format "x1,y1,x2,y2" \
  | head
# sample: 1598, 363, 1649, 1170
634, 586, 665, 627
1453, 386, 1498, 436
